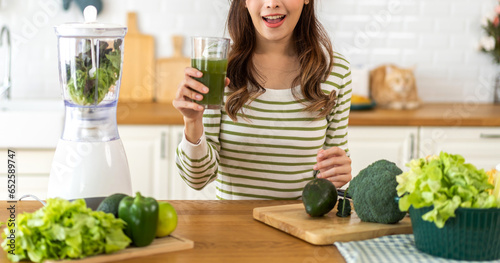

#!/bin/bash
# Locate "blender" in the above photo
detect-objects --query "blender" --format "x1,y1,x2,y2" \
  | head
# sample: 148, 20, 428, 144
48, 6, 132, 199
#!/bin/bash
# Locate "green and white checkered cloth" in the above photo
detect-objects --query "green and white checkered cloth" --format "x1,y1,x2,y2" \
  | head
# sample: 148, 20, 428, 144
334, 234, 500, 263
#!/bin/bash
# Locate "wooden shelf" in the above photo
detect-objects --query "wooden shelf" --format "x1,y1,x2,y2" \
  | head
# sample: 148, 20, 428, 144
349, 103, 500, 126
117, 102, 500, 127
117, 102, 183, 125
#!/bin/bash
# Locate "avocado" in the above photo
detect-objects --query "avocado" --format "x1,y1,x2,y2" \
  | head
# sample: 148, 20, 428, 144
96, 193, 129, 218
302, 178, 338, 217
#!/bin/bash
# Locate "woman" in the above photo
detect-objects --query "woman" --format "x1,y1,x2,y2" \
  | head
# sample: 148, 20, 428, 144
173, 0, 352, 200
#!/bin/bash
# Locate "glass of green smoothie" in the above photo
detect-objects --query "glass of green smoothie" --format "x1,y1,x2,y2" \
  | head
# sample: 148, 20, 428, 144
191, 37, 230, 109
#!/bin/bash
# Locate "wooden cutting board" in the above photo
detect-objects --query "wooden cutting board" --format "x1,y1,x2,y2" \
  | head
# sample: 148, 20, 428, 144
156, 35, 191, 103
253, 203, 412, 245
120, 12, 155, 102
44, 235, 193, 263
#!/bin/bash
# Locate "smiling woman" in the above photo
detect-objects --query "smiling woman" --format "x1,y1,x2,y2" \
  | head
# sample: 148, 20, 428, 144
172, 0, 353, 200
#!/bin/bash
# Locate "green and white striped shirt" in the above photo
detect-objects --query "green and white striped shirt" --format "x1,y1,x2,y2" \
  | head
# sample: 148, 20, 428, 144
176, 55, 352, 200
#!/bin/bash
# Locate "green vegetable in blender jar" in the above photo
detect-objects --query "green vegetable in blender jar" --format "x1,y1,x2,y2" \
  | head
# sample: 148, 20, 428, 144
397, 152, 499, 228
65, 39, 122, 106
0, 198, 131, 263
118, 192, 159, 247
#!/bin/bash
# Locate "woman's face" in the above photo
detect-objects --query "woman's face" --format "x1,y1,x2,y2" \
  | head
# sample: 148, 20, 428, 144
245, 0, 308, 43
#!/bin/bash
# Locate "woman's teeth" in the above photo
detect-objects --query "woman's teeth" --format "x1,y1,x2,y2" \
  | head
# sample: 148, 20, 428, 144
265, 15, 285, 20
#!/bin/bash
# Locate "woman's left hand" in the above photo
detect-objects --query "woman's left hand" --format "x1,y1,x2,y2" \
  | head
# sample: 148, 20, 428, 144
313, 147, 352, 188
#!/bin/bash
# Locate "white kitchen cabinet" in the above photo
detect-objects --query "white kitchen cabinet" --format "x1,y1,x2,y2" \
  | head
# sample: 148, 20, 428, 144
17, 175, 50, 200
0, 127, 171, 201
348, 127, 418, 177
419, 127, 500, 170
0, 149, 54, 200
118, 126, 169, 200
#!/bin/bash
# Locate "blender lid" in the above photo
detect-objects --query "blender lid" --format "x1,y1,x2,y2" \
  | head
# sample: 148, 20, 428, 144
55, 5, 127, 38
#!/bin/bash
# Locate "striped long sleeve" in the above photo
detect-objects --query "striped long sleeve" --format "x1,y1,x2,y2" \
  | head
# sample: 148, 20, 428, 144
324, 55, 352, 155
176, 54, 352, 200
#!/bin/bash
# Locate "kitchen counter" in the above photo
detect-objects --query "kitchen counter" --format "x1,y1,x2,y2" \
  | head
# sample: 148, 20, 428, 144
116, 102, 500, 126
0, 200, 344, 263
117, 102, 185, 125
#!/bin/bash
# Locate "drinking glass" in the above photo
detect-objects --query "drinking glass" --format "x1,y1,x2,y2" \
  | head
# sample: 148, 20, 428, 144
191, 37, 230, 109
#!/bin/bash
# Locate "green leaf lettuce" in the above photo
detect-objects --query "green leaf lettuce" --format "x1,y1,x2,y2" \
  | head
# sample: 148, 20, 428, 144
1, 198, 130, 262
397, 152, 498, 228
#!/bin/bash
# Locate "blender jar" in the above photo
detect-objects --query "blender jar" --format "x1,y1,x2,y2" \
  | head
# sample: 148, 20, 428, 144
55, 19, 126, 142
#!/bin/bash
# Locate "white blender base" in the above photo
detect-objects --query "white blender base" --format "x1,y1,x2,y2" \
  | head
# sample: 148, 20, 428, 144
48, 139, 132, 199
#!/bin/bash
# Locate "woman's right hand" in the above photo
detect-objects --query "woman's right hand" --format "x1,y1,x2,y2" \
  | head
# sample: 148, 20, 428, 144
173, 67, 230, 144
173, 67, 230, 121
172, 67, 208, 121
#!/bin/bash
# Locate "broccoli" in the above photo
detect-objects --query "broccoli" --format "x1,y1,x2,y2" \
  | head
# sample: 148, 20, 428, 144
349, 159, 407, 224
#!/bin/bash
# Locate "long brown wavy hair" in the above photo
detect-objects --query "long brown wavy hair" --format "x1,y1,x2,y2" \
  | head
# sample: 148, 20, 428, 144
225, 0, 335, 121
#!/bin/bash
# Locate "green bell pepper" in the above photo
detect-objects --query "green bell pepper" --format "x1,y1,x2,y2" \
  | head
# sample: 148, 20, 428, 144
118, 192, 159, 247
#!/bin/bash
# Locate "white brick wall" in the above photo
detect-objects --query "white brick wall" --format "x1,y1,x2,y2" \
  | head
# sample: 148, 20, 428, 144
320, 0, 498, 103
0, 0, 497, 103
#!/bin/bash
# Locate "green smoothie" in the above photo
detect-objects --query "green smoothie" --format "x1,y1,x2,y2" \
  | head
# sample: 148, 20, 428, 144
191, 58, 228, 108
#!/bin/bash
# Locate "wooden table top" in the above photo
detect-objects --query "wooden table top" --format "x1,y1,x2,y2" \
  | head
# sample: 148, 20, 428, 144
0, 200, 345, 263
116, 102, 500, 127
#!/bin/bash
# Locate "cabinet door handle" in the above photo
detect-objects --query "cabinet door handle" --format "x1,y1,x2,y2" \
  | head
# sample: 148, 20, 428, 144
160, 132, 166, 159
480, 133, 500, 139
409, 133, 415, 160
